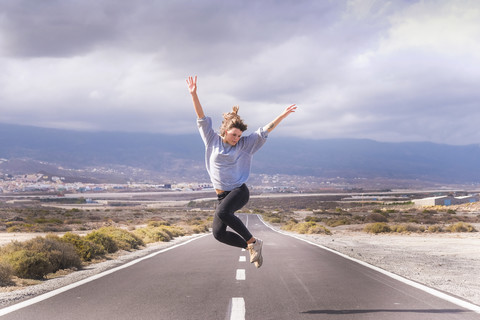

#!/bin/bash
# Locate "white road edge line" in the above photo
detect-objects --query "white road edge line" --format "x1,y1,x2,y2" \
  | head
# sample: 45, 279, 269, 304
257, 214, 480, 314
0, 233, 210, 317
230, 297, 245, 320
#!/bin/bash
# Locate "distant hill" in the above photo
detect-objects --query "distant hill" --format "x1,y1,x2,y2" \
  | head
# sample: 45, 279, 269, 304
1, 123, 479, 184
256, 138, 480, 183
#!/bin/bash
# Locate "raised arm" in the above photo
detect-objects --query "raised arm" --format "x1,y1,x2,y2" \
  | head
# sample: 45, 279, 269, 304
263, 104, 297, 133
186, 76, 205, 119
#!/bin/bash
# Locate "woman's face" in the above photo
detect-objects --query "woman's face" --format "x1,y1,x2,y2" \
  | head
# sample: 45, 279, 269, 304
223, 128, 243, 146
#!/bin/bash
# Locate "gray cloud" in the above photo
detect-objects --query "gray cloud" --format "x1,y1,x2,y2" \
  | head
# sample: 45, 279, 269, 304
1, 0, 479, 145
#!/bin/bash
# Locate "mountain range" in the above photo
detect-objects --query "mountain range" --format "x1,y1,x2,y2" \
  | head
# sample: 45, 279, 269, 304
1, 123, 479, 185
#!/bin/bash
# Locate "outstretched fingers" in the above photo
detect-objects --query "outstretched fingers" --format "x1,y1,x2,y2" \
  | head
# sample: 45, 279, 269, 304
284, 104, 297, 116
186, 75, 197, 93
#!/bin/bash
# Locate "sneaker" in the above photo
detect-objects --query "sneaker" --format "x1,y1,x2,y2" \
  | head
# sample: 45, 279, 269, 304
247, 238, 263, 263
254, 252, 263, 268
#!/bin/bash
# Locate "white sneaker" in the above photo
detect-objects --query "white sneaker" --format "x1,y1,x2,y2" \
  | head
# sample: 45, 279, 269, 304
254, 252, 263, 268
247, 239, 263, 263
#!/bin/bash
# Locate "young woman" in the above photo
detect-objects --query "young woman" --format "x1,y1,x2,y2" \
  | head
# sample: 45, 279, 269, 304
186, 76, 296, 268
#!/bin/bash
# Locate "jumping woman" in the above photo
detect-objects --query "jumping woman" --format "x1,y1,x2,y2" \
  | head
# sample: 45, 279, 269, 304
186, 76, 296, 268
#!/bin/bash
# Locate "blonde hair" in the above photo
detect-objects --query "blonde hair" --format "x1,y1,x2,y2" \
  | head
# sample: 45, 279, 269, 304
219, 106, 248, 137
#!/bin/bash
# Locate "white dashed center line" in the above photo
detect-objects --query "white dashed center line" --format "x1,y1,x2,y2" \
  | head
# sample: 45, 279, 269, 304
230, 297, 245, 320
236, 269, 246, 280
229, 219, 250, 319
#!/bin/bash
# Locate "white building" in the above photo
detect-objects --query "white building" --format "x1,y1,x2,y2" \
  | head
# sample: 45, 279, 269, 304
413, 194, 479, 207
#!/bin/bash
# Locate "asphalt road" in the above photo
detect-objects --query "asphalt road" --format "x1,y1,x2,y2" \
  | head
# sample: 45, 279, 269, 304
0, 214, 479, 320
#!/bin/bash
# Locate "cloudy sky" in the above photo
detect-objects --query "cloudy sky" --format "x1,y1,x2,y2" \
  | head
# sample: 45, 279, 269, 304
1, 0, 479, 145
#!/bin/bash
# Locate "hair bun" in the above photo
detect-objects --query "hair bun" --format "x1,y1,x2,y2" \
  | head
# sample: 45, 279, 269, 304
220, 105, 247, 136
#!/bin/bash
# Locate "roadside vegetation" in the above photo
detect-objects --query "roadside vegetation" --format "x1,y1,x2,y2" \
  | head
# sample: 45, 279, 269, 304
0, 204, 211, 287
0, 194, 479, 288
247, 197, 479, 236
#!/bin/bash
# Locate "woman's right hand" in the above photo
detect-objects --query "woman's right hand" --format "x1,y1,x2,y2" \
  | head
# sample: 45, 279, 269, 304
186, 76, 197, 94
187, 75, 205, 118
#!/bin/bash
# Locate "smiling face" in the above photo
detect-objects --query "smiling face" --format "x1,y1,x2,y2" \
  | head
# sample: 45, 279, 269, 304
223, 127, 243, 146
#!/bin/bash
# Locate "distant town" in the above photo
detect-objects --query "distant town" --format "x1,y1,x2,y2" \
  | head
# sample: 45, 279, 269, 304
2, 162, 479, 197
0, 172, 209, 194
2, 170, 480, 210
0, 171, 390, 195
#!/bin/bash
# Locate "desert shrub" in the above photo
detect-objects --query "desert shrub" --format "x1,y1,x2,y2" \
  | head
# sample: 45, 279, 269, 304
364, 222, 391, 234
64, 219, 84, 225
147, 220, 170, 227
352, 215, 364, 222
414, 213, 437, 225
446, 222, 477, 233
34, 218, 63, 224
305, 216, 321, 223
307, 223, 332, 235
0, 260, 13, 286
134, 228, 170, 243
183, 218, 209, 234
281, 220, 296, 230
390, 224, 424, 233
287, 218, 298, 224
186, 217, 203, 226
407, 218, 419, 224
95, 227, 144, 250
5, 250, 52, 279
324, 218, 351, 227
6, 223, 39, 233
427, 225, 443, 233
160, 225, 184, 238
61, 232, 105, 261
6, 225, 24, 233
85, 231, 118, 254
366, 213, 388, 223
0, 235, 81, 280
281, 221, 331, 235
261, 212, 283, 224
134, 225, 185, 244
191, 224, 209, 234
6, 222, 71, 233
293, 222, 310, 234
30, 235, 81, 271
389, 224, 405, 233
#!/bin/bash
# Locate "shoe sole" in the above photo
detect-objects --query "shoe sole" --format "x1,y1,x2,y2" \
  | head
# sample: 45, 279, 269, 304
249, 239, 263, 263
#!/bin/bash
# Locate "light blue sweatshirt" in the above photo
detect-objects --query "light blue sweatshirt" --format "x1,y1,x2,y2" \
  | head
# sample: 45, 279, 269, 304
197, 116, 268, 191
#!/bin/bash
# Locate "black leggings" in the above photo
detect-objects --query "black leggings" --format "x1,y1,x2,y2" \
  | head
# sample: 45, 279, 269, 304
212, 184, 252, 249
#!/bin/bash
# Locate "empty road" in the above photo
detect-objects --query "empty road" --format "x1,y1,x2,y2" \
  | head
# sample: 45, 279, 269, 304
0, 214, 479, 319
